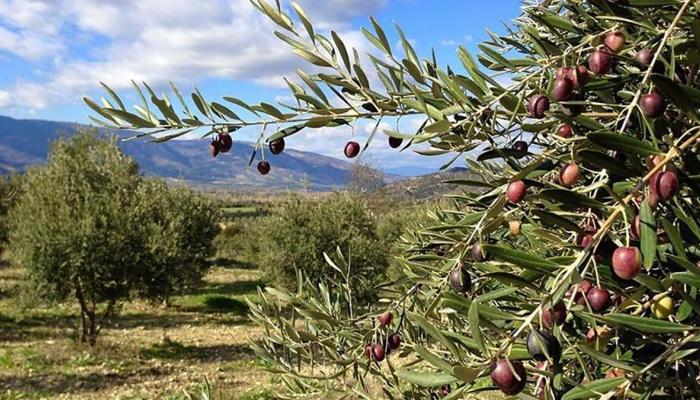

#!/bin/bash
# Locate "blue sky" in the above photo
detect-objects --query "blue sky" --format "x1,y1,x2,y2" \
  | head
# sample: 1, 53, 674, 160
0, 0, 523, 175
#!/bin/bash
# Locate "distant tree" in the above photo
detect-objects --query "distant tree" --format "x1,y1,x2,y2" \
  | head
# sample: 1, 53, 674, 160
257, 193, 388, 304
9, 132, 218, 344
347, 160, 386, 194
9, 131, 144, 345
0, 174, 18, 250
135, 179, 219, 305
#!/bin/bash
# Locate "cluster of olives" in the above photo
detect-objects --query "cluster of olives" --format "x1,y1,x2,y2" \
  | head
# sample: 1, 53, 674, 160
530, 31, 666, 120
256, 137, 285, 175
363, 311, 402, 363
515, 30, 682, 282
209, 131, 287, 176
514, 31, 673, 208
209, 131, 233, 157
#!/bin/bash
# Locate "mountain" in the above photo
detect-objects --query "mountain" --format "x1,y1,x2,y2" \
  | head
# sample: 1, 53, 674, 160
383, 167, 479, 201
0, 115, 379, 191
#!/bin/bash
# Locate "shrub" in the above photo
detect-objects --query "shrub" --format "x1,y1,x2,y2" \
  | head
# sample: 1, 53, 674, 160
257, 193, 388, 304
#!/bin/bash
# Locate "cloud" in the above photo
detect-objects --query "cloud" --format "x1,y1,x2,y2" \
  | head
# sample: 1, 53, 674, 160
0, 0, 389, 111
0, 90, 10, 107
0, 26, 63, 60
441, 34, 473, 47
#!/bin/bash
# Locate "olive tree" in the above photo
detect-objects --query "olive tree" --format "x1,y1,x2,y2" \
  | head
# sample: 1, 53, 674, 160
9, 133, 218, 344
9, 132, 145, 345
257, 193, 388, 305
0, 174, 18, 250
85, 0, 700, 398
135, 179, 219, 305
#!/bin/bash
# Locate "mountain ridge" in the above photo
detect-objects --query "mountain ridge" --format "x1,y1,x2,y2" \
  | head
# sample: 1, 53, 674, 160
0, 115, 377, 191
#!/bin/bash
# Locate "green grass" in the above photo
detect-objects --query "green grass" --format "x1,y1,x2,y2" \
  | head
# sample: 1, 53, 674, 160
219, 206, 260, 219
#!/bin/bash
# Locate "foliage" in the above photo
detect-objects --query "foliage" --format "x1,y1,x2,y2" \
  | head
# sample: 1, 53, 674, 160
9, 131, 144, 345
8, 132, 218, 344
86, 0, 700, 398
377, 203, 437, 280
257, 193, 388, 304
347, 160, 386, 194
0, 174, 18, 248
134, 179, 219, 305
214, 217, 268, 268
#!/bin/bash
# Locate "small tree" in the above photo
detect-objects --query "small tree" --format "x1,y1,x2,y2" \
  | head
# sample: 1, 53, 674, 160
9, 131, 144, 345
348, 160, 386, 194
257, 193, 388, 304
85, 0, 700, 397
135, 179, 219, 305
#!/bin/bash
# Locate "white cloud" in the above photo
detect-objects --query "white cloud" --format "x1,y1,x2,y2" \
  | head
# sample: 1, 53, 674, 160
0, 89, 10, 107
0, 0, 389, 111
441, 34, 473, 48
441, 39, 459, 47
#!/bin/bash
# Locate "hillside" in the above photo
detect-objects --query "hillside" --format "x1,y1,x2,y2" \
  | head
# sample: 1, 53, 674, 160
383, 167, 480, 201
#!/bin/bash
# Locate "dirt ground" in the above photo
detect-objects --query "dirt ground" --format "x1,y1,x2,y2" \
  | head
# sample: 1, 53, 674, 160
0, 262, 276, 399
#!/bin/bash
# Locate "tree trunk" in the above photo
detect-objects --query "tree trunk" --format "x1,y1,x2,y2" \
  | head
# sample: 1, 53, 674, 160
163, 286, 171, 307
73, 276, 96, 346
87, 305, 97, 346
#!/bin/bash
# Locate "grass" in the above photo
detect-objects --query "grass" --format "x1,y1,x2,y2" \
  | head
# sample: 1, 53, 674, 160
219, 207, 260, 220
0, 250, 504, 399
0, 261, 276, 399
220, 207, 257, 214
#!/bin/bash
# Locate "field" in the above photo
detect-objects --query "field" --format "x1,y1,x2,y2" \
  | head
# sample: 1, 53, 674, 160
0, 256, 276, 399
0, 189, 504, 400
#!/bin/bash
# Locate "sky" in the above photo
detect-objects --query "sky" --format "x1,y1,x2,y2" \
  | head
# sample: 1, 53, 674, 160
0, 0, 523, 175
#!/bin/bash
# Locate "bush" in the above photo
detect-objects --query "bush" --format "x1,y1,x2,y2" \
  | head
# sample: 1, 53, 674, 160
257, 193, 388, 304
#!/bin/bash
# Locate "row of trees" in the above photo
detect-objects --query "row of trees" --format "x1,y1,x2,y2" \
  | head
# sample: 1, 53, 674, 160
6, 132, 218, 345
214, 191, 435, 305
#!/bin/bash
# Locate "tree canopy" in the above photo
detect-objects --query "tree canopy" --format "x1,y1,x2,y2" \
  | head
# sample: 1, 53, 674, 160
9, 132, 218, 344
